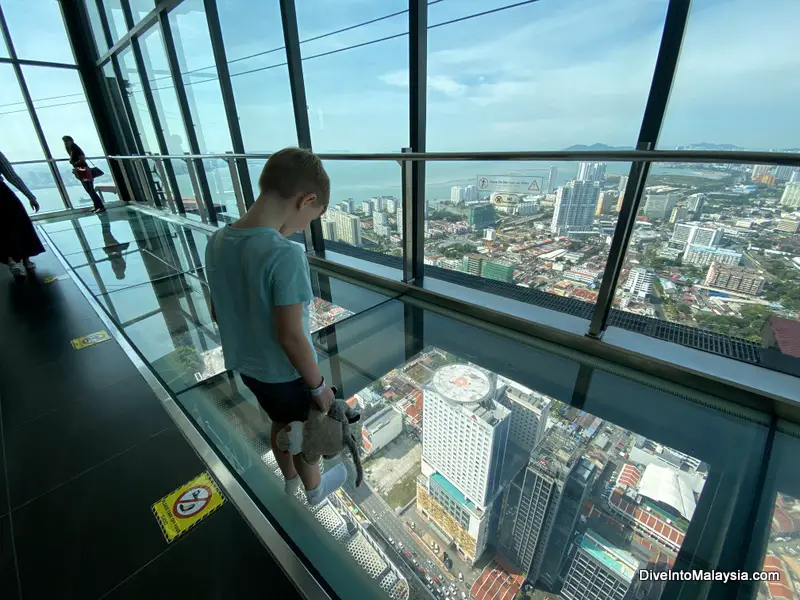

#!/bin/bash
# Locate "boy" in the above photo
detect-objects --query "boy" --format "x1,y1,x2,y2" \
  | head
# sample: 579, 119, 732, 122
205, 147, 346, 505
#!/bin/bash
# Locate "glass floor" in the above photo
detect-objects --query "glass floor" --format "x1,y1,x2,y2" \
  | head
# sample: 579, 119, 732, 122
37, 207, 797, 600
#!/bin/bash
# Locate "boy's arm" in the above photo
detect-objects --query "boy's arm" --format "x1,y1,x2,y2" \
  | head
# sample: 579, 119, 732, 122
274, 304, 333, 411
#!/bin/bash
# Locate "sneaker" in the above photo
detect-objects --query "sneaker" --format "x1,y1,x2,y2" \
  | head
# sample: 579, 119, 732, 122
91, 208, 100, 214
22, 259, 35, 270
9, 262, 25, 280
95, 207, 106, 214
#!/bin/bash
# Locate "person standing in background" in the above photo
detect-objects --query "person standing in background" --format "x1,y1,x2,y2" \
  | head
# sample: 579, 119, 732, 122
63, 135, 105, 213
0, 150, 43, 280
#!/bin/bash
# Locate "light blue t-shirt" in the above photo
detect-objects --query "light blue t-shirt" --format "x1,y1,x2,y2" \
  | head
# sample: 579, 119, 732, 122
205, 225, 315, 383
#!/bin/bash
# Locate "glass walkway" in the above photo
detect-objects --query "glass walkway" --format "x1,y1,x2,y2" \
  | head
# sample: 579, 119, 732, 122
33, 205, 799, 600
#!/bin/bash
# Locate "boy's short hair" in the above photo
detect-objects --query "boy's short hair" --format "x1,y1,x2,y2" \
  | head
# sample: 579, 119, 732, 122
258, 147, 330, 207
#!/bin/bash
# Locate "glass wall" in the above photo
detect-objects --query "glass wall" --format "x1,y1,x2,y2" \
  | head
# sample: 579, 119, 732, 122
216, 0, 297, 152
610, 162, 800, 362
295, 0, 409, 152
1, 0, 75, 64
426, 0, 668, 151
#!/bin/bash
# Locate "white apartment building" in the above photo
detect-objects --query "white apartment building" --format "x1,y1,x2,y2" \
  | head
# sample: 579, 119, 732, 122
672, 223, 723, 248
624, 267, 655, 298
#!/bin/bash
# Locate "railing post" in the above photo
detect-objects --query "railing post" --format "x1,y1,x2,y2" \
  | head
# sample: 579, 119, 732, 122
185, 154, 208, 224
151, 155, 176, 213
226, 151, 247, 218
160, 11, 218, 225
587, 0, 691, 338
280, 0, 322, 253
407, 0, 428, 283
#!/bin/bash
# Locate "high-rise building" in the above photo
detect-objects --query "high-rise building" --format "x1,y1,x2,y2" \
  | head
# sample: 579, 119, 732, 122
464, 184, 478, 202
468, 203, 495, 230
751, 164, 773, 181
322, 219, 336, 240
371, 196, 384, 212
361, 200, 373, 217
595, 190, 619, 216
642, 194, 677, 220
495, 378, 551, 454
550, 180, 600, 235
331, 210, 362, 246
774, 165, 795, 182
396, 206, 403, 234
791, 170, 800, 184
480, 260, 515, 283
776, 218, 800, 234
576, 162, 607, 182
669, 206, 688, 224
547, 166, 558, 193
683, 245, 741, 267
417, 365, 511, 563
618, 175, 629, 194
672, 223, 722, 248
560, 530, 638, 600
374, 222, 390, 237
496, 428, 591, 585
462, 254, 483, 277
385, 197, 398, 214
616, 191, 626, 213
780, 182, 800, 209
624, 267, 655, 298
375, 212, 389, 226
686, 193, 706, 216
704, 264, 765, 296
451, 186, 463, 203
483, 228, 496, 242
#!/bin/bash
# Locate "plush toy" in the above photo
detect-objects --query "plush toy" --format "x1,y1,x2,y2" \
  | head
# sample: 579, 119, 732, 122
276, 398, 364, 487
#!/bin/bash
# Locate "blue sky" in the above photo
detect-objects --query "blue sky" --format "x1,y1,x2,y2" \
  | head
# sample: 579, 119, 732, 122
2, 0, 800, 168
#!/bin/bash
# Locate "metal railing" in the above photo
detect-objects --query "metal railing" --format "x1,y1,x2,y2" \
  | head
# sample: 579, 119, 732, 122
15, 147, 796, 361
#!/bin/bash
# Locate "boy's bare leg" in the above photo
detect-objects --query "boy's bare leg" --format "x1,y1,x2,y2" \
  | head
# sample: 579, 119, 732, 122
292, 453, 321, 491
271, 421, 299, 488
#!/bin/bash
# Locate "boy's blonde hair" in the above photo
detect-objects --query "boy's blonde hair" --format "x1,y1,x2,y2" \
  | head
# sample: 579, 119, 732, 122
258, 147, 330, 208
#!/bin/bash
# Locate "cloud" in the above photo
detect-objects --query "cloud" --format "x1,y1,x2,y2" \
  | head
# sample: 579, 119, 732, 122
380, 69, 467, 97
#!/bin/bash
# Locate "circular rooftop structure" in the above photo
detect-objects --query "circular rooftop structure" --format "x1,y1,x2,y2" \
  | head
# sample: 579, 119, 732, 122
431, 364, 493, 405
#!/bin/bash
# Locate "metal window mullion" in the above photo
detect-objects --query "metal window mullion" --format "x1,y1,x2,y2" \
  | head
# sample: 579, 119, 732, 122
280, 0, 321, 252
203, 0, 254, 209
130, 34, 189, 212
587, 0, 691, 338
93, 0, 116, 54
159, 11, 218, 225
0, 5, 72, 210
406, 0, 427, 283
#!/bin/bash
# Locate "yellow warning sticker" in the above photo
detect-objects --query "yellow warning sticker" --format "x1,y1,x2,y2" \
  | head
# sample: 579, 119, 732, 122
151, 471, 225, 543
70, 330, 111, 349
44, 274, 70, 283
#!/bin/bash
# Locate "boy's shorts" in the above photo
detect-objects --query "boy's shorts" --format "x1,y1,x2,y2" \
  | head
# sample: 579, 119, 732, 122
240, 374, 313, 424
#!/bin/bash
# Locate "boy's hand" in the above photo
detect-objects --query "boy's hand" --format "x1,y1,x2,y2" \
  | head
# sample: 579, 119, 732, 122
314, 386, 335, 413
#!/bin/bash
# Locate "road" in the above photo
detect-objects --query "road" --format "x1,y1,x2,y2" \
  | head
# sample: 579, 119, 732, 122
344, 479, 464, 600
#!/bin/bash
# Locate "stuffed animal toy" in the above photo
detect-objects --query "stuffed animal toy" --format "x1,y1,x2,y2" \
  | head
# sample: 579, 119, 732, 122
276, 398, 364, 487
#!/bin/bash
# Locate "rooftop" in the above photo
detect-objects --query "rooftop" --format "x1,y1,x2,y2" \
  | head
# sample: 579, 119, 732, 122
431, 472, 477, 512
638, 463, 698, 520
580, 529, 639, 582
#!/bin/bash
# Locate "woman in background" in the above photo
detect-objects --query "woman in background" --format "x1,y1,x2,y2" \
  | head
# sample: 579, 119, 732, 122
0, 150, 43, 280
63, 135, 105, 213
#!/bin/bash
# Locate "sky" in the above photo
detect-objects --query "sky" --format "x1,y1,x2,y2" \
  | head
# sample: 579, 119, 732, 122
1, 0, 799, 190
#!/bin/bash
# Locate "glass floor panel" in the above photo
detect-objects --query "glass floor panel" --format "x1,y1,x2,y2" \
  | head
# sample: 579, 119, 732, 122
71, 249, 191, 295
175, 296, 772, 600
39, 206, 786, 600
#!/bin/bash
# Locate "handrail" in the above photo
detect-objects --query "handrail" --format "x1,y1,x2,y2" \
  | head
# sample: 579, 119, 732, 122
105, 149, 800, 166
13, 149, 800, 167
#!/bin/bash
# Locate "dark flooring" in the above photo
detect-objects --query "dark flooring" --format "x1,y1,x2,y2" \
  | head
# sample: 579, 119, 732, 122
0, 245, 301, 599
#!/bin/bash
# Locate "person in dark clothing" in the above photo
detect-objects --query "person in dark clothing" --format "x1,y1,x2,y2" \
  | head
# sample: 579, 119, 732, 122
0, 150, 44, 280
63, 135, 105, 213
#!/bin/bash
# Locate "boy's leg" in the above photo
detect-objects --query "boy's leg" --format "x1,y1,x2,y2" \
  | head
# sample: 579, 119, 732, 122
270, 421, 301, 494
296, 455, 348, 506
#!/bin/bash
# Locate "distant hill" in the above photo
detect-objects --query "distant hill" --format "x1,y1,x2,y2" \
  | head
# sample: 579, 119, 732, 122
675, 142, 745, 151
562, 143, 634, 151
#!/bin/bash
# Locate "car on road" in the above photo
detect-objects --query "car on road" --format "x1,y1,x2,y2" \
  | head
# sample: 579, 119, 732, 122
418, 568, 425, 576
458, 573, 464, 582
389, 537, 393, 544
405, 551, 412, 559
